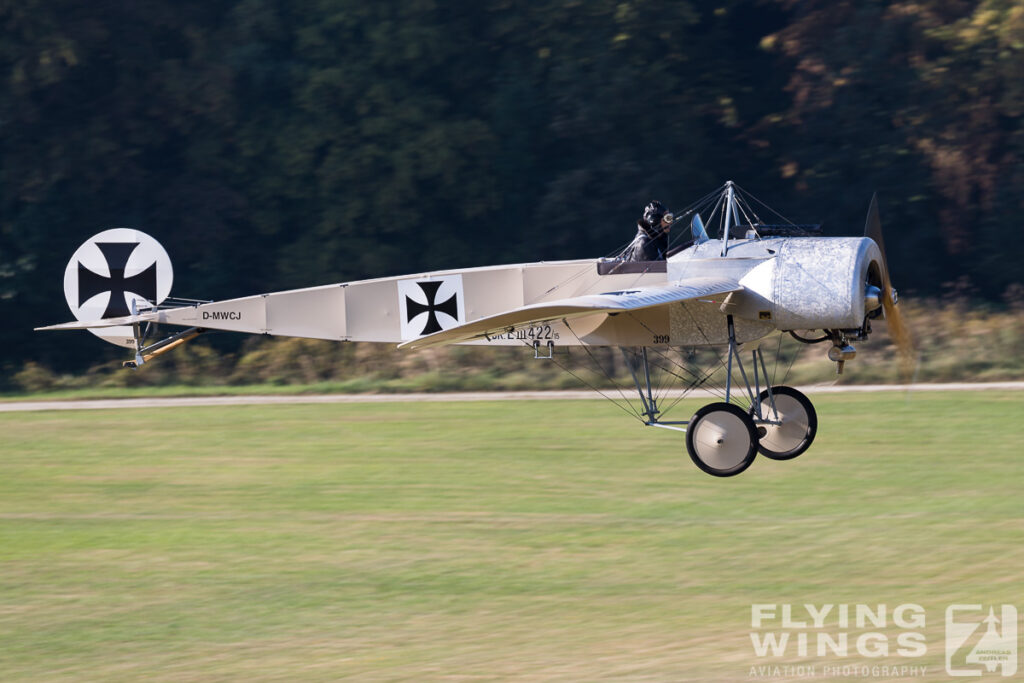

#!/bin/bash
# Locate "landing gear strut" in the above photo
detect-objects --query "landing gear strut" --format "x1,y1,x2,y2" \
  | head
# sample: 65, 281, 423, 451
624, 315, 817, 477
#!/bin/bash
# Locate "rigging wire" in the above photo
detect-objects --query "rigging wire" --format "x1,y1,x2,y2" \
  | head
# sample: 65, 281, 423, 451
622, 310, 734, 415
544, 350, 646, 422
650, 347, 679, 405
520, 337, 644, 421
733, 192, 763, 226
559, 320, 646, 421
647, 351, 724, 409
777, 331, 802, 388
732, 182, 799, 226
627, 316, 724, 397
733, 196, 760, 234
667, 191, 724, 251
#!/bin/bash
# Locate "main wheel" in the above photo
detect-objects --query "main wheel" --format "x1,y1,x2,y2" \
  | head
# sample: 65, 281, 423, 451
686, 402, 758, 477
749, 385, 817, 460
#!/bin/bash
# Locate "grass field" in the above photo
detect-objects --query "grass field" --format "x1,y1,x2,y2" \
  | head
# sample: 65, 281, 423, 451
1, 392, 1021, 681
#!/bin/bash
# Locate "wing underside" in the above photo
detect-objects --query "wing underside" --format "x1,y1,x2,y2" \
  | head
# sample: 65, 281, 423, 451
398, 276, 742, 349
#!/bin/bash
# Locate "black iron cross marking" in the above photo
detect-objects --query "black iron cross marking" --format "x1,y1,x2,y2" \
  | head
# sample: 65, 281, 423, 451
78, 242, 158, 318
406, 281, 458, 335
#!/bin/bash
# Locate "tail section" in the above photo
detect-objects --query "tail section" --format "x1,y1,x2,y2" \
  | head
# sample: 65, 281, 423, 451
61, 228, 174, 348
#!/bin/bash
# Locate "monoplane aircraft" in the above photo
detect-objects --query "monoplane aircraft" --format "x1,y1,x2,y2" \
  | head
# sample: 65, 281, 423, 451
38, 182, 911, 476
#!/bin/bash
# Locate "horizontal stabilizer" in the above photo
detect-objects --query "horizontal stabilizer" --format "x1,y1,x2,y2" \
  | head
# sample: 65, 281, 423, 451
35, 311, 161, 331
399, 277, 741, 349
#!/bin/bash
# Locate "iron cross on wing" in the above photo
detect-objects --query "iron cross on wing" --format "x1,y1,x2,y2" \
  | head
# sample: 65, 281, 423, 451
397, 275, 465, 339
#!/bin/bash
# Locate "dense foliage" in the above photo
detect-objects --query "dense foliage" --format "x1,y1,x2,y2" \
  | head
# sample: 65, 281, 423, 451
2, 0, 1021, 376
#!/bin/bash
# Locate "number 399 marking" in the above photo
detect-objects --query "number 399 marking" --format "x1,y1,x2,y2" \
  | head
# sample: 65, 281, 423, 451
652, 334, 670, 344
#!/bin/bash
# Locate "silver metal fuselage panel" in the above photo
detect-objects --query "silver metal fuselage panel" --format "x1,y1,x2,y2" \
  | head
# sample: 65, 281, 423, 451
667, 236, 881, 344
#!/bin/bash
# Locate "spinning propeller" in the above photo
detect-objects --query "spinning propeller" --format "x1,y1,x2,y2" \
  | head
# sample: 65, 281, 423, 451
864, 194, 916, 381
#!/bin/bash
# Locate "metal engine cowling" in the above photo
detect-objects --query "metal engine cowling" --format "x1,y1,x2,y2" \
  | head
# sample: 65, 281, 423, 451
770, 237, 883, 331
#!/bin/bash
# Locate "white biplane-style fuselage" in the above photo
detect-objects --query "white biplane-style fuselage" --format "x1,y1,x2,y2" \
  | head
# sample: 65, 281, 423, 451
39, 183, 909, 477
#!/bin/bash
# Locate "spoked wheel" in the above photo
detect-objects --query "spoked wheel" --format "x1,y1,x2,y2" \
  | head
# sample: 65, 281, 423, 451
686, 403, 758, 477
749, 385, 817, 460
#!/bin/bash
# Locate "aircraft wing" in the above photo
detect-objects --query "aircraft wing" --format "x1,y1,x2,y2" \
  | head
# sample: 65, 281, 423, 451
398, 276, 742, 349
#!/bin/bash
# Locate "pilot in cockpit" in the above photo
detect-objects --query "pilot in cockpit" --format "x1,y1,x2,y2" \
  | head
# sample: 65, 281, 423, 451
625, 200, 673, 262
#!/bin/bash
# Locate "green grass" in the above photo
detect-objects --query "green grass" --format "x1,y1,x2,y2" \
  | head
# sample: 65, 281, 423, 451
0, 393, 1021, 681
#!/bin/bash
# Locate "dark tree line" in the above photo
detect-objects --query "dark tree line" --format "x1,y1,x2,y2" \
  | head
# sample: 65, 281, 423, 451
2, 0, 1021, 375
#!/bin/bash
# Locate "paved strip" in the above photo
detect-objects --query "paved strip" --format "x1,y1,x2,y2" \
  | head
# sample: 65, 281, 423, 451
1, 382, 1022, 413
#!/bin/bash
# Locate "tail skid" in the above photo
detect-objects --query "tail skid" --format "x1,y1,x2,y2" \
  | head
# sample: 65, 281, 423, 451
123, 326, 203, 368
36, 297, 212, 368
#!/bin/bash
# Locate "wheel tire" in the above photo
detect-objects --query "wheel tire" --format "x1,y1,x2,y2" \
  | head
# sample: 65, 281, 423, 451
749, 385, 817, 460
686, 402, 758, 477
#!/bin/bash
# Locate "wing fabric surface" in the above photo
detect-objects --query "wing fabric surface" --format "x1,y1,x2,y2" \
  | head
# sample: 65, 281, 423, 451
399, 276, 741, 349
